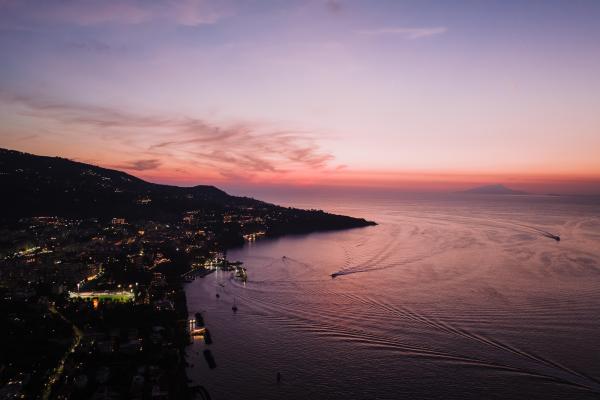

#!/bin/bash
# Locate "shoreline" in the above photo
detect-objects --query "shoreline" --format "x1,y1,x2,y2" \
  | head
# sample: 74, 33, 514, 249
177, 270, 218, 400
175, 223, 378, 399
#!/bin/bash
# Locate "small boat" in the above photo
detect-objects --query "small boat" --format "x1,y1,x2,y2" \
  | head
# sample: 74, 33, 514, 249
232, 298, 238, 312
215, 293, 220, 298
233, 266, 248, 282
544, 233, 561, 241
331, 272, 342, 278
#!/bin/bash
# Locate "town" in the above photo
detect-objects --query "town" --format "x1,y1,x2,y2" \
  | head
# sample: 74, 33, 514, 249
0, 211, 262, 399
0, 148, 375, 399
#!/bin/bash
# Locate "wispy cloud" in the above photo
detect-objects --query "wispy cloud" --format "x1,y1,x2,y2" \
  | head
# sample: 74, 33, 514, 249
66, 40, 112, 53
115, 159, 162, 171
1, 92, 334, 179
0, 0, 231, 27
358, 26, 447, 39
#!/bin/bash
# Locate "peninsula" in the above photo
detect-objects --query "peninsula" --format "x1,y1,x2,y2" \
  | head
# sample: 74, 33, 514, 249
0, 148, 375, 399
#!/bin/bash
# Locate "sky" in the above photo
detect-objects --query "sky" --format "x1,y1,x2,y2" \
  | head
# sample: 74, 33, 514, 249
1, 0, 599, 195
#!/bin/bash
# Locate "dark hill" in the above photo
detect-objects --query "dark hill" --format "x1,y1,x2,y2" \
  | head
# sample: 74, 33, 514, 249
0, 148, 376, 234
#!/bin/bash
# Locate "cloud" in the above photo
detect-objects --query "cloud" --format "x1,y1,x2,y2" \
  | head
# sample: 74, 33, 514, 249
1, 92, 335, 179
0, 0, 230, 27
66, 40, 112, 53
115, 159, 162, 171
325, 0, 343, 14
358, 26, 447, 39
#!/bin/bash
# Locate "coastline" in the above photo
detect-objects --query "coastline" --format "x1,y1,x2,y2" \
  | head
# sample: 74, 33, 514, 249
179, 223, 375, 398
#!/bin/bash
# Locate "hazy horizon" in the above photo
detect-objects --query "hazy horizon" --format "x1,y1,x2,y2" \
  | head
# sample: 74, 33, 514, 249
3, 146, 600, 197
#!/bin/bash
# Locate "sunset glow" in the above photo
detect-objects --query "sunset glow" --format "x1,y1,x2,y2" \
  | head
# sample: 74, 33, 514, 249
3, 3, 600, 398
1, 1, 599, 194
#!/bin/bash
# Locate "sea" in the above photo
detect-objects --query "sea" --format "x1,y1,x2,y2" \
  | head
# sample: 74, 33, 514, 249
185, 192, 600, 399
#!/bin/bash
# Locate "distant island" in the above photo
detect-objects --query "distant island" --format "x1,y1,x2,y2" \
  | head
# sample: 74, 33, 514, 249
461, 184, 528, 195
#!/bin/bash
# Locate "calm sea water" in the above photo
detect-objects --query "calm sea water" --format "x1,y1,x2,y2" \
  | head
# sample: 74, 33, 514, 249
185, 193, 600, 399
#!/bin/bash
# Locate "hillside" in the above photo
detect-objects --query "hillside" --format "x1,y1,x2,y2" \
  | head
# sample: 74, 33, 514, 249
0, 148, 376, 233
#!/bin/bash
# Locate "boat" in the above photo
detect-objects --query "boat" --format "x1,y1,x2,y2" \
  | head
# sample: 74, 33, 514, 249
232, 298, 238, 312
331, 272, 342, 278
233, 266, 248, 282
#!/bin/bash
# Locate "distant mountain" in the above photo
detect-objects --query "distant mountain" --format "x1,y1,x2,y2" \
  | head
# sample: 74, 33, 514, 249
0, 148, 376, 233
461, 184, 527, 195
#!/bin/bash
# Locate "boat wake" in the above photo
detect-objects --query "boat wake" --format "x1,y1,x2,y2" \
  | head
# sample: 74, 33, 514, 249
220, 283, 600, 395
514, 223, 561, 241
329, 215, 564, 278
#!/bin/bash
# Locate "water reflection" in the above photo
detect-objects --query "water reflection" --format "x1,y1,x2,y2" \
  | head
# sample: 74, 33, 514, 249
185, 194, 600, 399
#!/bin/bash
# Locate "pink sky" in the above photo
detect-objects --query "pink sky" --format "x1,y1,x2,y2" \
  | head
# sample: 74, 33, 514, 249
1, 1, 599, 194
